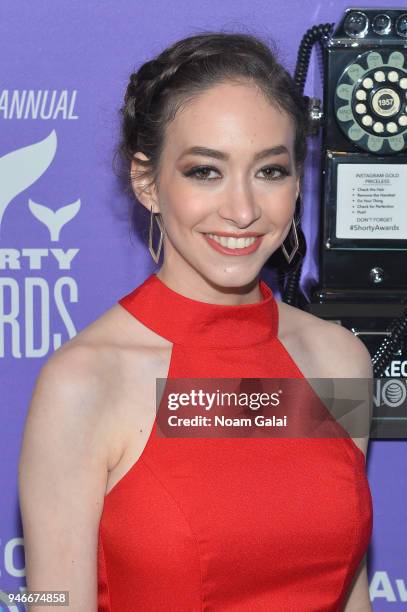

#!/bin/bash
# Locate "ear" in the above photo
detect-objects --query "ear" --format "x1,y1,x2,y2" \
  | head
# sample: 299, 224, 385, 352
130, 152, 160, 214
295, 175, 301, 201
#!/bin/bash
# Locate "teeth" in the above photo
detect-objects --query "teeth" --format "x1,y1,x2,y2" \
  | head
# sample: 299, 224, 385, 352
207, 233, 258, 249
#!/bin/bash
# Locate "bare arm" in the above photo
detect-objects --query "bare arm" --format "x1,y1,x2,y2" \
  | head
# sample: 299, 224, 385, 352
312, 322, 373, 611
342, 554, 371, 612
331, 324, 373, 461
340, 335, 373, 612
18, 345, 110, 611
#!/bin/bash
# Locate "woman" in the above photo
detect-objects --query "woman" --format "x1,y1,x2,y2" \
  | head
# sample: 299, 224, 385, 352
19, 32, 373, 611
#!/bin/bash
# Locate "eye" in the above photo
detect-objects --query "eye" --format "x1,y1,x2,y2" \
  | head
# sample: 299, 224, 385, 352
183, 165, 220, 181
258, 165, 290, 181
183, 164, 290, 182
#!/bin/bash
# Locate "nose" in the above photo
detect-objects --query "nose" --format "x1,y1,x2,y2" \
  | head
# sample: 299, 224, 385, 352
217, 179, 262, 228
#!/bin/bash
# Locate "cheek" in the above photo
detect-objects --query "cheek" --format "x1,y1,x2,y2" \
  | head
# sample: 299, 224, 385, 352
161, 176, 214, 227
161, 192, 210, 230
262, 181, 297, 221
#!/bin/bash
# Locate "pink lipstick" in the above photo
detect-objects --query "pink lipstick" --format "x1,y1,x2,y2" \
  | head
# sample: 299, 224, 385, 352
203, 233, 264, 256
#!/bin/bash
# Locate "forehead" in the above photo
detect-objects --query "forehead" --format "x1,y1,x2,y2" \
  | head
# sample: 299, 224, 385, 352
164, 80, 295, 155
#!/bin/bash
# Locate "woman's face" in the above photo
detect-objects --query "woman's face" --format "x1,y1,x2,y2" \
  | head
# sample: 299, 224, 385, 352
133, 80, 300, 300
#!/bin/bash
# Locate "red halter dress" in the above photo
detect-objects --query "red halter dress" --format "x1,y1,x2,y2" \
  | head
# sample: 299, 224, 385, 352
97, 273, 373, 611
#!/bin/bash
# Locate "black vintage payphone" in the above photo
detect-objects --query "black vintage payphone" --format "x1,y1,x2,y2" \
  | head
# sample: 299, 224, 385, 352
321, 9, 407, 293
282, 8, 407, 384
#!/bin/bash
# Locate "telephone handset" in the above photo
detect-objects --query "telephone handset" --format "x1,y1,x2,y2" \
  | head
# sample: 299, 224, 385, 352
280, 9, 407, 379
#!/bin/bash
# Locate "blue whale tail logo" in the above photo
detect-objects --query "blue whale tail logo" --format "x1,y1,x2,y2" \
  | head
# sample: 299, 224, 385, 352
0, 130, 57, 236
28, 198, 81, 241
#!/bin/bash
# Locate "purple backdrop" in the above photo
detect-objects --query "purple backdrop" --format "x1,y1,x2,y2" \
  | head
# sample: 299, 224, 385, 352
0, 1, 406, 609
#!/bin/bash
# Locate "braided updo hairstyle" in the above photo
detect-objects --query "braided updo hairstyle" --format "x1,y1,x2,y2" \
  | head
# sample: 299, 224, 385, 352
115, 31, 309, 274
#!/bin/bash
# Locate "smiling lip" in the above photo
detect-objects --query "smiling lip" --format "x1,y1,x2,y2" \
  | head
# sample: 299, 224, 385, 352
203, 231, 264, 237
203, 233, 264, 256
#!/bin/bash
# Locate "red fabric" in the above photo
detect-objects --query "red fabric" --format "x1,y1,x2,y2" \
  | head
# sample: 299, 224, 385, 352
97, 274, 373, 611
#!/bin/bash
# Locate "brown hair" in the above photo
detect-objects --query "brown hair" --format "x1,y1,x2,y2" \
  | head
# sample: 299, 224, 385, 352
114, 31, 308, 272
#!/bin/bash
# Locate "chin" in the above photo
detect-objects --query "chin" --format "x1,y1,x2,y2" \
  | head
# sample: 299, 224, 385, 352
201, 265, 261, 290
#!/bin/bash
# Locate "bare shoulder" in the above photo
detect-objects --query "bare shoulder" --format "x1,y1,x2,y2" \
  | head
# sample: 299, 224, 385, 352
276, 299, 373, 458
38, 304, 131, 417
276, 298, 373, 378
31, 301, 171, 470
25, 306, 125, 477
48, 299, 171, 391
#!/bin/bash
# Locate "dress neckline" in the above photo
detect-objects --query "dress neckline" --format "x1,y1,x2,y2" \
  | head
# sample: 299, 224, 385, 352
118, 273, 278, 348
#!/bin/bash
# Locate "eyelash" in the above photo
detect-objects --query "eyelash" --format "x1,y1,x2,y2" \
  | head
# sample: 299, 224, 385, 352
183, 165, 290, 182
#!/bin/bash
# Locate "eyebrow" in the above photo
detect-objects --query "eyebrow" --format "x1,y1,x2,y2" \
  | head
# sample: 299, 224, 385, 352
177, 145, 290, 162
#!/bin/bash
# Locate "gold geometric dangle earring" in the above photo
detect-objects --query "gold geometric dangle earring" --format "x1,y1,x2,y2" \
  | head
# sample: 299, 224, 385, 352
148, 204, 164, 263
281, 216, 299, 264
